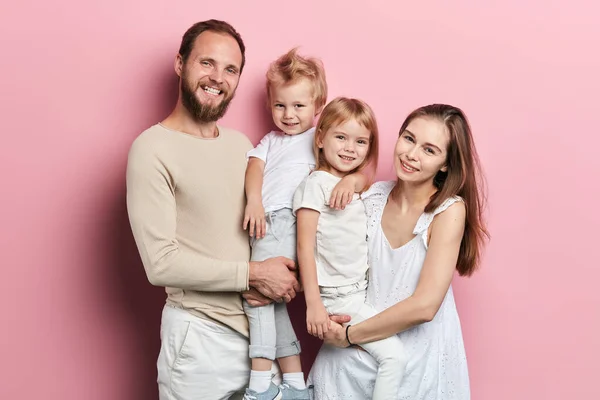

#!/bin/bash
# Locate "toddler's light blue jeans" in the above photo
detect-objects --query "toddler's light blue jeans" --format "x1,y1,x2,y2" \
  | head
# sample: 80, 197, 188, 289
243, 208, 301, 360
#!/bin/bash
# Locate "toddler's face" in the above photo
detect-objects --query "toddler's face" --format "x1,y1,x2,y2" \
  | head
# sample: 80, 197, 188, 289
269, 78, 318, 135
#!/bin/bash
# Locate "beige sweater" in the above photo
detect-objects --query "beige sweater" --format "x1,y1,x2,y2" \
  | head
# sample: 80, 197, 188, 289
126, 123, 253, 336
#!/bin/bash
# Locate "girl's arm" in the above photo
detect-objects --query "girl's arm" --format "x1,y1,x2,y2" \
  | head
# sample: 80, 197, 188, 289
329, 171, 368, 210
297, 208, 331, 340
242, 157, 266, 238
328, 201, 466, 346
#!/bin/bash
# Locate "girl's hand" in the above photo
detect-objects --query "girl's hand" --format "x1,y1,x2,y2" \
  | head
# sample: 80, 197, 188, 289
306, 303, 331, 339
243, 202, 266, 238
329, 175, 356, 210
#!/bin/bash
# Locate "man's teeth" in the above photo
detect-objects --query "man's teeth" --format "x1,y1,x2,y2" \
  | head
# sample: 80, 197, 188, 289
204, 87, 221, 95
402, 161, 417, 171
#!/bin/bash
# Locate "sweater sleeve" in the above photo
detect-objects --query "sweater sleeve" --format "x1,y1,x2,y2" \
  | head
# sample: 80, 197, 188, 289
125, 138, 249, 292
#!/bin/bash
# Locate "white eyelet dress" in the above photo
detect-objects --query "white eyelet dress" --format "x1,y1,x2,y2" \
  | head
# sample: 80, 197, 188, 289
307, 181, 470, 400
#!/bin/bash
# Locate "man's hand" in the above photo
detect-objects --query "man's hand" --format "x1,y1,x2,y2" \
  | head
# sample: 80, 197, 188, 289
243, 202, 266, 238
242, 288, 273, 307
249, 256, 300, 303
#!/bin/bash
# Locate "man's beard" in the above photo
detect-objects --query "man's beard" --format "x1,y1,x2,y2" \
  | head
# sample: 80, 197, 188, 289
181, 70, 235, 123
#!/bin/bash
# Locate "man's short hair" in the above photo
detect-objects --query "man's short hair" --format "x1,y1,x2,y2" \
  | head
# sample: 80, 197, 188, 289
179, 19, 246, 72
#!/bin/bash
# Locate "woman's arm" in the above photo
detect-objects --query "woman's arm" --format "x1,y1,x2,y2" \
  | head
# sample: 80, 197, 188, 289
297, 208, 331, 339
328, 201, 467, 346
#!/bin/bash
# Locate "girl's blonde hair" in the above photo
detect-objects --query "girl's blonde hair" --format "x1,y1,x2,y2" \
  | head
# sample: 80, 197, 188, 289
314, 97, 379, 179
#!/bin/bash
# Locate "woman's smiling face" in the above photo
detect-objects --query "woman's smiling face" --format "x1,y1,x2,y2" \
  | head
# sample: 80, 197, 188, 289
394, 117, 449, 184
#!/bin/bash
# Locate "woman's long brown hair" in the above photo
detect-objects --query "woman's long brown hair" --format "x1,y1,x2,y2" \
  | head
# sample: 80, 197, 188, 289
399, 104, 489, 276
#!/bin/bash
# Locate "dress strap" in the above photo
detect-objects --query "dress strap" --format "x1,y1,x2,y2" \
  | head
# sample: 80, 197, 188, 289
362, 181, 395, 239
413, 196, 463, 248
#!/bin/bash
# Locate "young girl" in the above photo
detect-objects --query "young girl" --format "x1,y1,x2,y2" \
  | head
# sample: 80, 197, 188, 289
293, 97, 408, 400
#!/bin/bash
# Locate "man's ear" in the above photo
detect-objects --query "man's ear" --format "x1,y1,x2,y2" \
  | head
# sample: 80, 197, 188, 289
175, 54, 183, 77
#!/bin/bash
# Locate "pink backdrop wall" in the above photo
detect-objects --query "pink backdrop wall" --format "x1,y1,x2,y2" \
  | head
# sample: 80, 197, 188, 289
1, 1, 598, 398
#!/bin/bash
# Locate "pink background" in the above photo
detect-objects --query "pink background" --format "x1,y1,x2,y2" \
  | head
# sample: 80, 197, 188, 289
1, 1, 598, 399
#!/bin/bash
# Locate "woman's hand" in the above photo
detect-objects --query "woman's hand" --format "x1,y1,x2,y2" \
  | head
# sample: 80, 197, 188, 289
323, 314, 352, 347
306, 302, 331, 339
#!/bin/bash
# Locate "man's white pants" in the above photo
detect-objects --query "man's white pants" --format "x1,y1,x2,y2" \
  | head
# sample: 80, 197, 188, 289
157, 305, 280, 400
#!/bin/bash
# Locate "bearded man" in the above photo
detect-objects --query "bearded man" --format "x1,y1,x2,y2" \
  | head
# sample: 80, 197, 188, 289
126, 19, 299, 400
